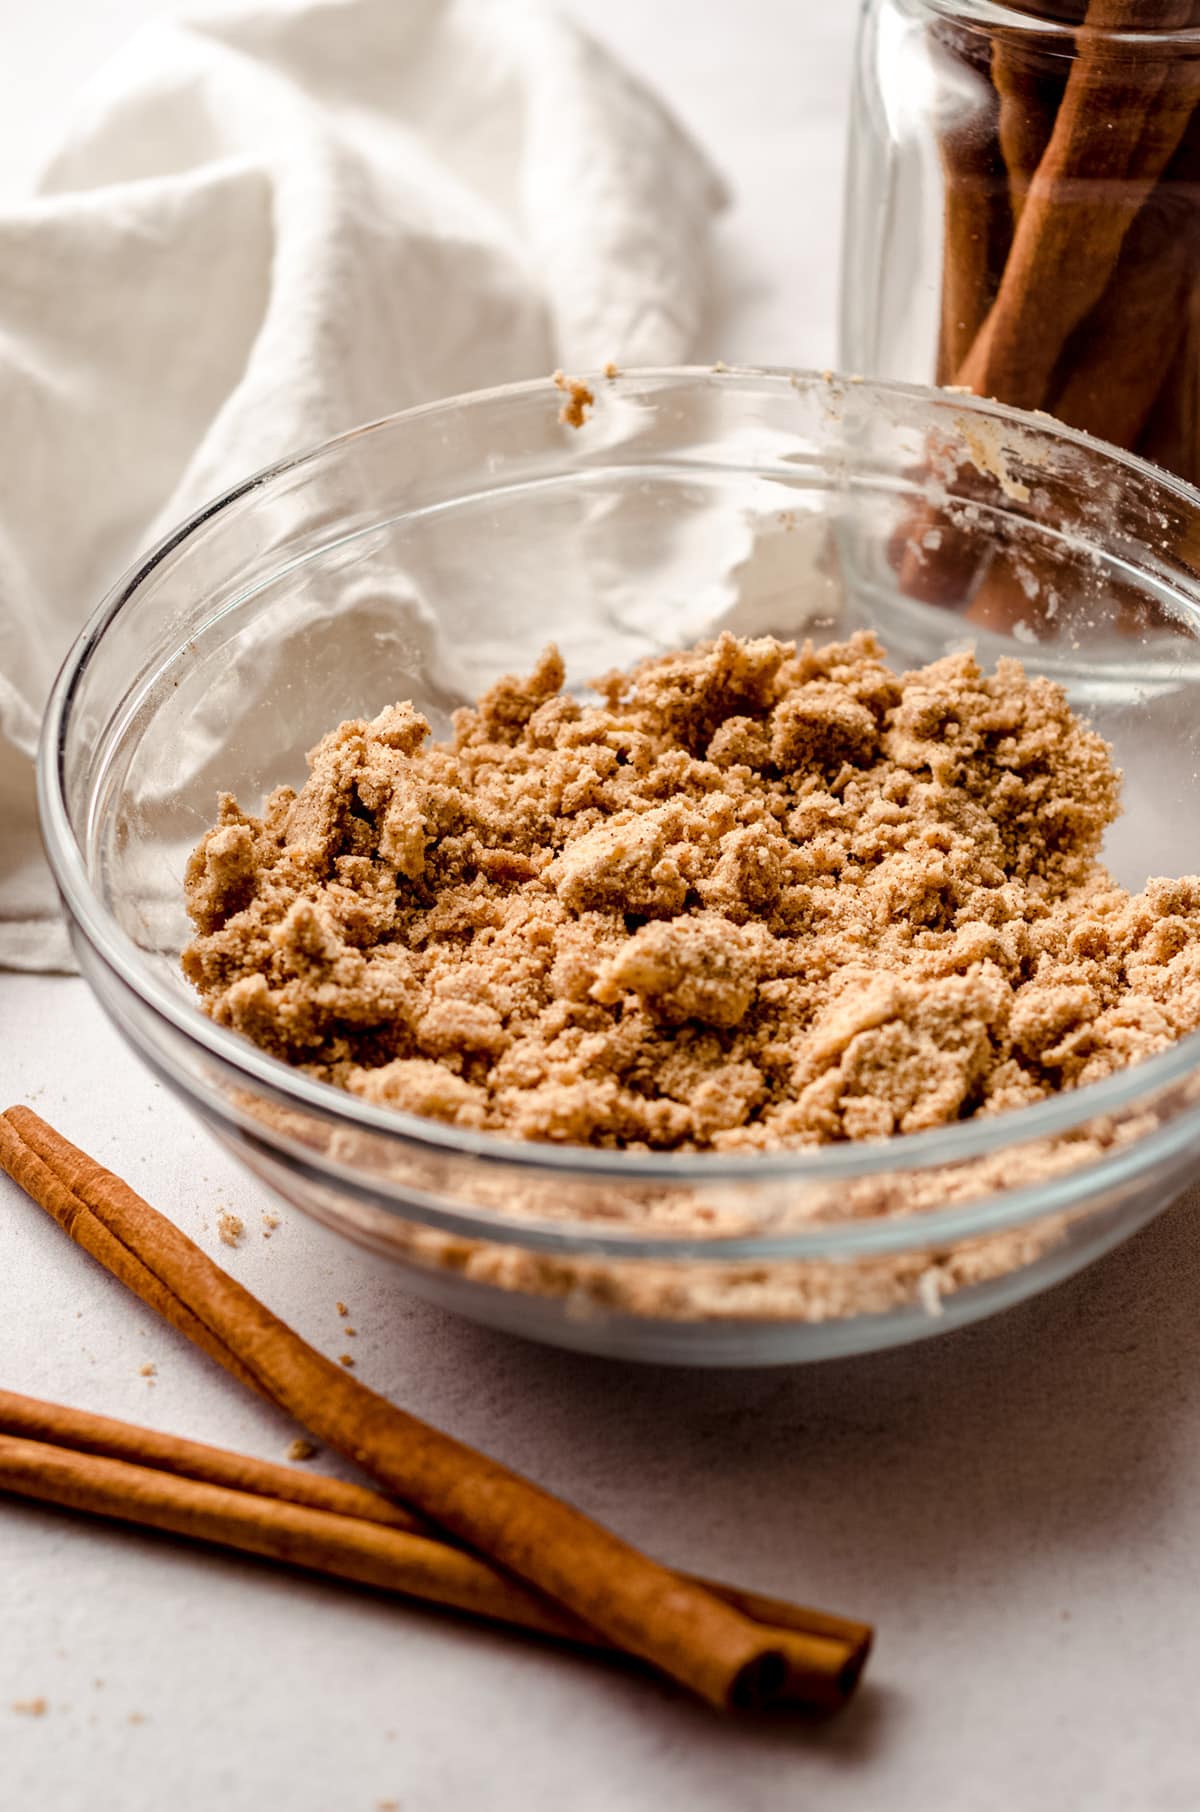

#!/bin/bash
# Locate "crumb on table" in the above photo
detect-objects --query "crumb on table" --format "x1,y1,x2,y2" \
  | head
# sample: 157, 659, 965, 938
288, 1438, 318, 1462
12, 1699, 47, 1717
216, 1211, 244, 1248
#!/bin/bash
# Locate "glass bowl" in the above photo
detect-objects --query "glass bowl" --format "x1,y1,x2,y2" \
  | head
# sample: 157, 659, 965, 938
39, 367, 1200, 1366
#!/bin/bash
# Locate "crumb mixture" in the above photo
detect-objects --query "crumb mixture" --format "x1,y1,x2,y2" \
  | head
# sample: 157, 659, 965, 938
183, 632, 1200, 1151
216, 1210, 244, 1247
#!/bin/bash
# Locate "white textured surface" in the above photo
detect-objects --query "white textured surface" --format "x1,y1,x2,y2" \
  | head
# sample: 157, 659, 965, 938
5, 7, 1200, 1811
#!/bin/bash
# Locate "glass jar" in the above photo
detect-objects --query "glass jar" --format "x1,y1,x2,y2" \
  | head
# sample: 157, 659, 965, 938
839, 1, 1200, 483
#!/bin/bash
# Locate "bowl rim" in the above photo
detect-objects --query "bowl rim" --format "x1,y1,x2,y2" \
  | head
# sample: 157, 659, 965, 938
37, 362, 1200, 1196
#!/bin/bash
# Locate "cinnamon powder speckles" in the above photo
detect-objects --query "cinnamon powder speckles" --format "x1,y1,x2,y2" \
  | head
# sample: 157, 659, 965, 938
182, 632, 1200, 1152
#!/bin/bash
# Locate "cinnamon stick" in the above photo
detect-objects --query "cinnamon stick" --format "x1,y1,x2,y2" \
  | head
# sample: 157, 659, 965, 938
0, 1398, 869, 1710
0, 1387, 430, 1534
958, 0, 1200, 412
991, 37, 1062, 228
0, 1387, 871, 1663
1047, 119, 1200, 445
1139, 285, 1200, 481
0, 1118, 262, 1400
0, 1108, 869, 1714
990, 3, 1084, 224
933, 23, 1013, 381
0, 1434, 606, 1642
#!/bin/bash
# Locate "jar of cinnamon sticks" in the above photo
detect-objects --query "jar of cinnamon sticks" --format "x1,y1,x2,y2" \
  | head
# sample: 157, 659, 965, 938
840, 1, 1200, 482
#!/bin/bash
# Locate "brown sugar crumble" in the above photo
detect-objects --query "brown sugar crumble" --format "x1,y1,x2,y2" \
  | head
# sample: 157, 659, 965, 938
288, 1438, 318, 1462
182, 631, 1200, 1153
216, 1211, 244, 1248
553, 369, 594, 428
339, 1354, 355, 1368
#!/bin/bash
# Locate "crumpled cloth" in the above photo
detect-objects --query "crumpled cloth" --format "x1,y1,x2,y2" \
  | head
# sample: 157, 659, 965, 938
0, 0, 724, 970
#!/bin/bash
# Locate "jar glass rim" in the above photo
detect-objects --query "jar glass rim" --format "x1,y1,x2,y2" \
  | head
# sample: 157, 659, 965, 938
922, 1, 1200, 44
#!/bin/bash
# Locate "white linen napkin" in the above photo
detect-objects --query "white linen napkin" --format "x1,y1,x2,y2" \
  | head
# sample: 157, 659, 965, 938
0, 0, 725, 971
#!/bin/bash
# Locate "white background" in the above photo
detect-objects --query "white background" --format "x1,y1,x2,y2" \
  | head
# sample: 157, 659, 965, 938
3, 6, 1200, 1810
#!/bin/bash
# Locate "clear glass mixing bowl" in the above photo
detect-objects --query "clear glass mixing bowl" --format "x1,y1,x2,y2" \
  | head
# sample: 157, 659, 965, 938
39, 367, 1200, 1364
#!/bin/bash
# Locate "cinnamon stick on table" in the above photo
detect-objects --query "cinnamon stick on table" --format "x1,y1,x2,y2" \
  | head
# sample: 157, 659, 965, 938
0, 1387, 431, 1533
0, 1391, 869, 1711
0, 1114, 262, 1401
0, 1108, 872, 1715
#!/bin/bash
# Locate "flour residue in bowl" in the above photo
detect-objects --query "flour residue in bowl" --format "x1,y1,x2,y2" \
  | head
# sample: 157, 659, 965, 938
181, 631, 1200, 1150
